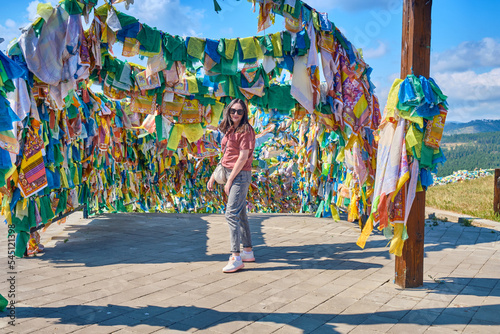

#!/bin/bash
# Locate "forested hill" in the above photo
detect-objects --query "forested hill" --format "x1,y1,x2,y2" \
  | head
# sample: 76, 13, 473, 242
438, 131, 500, 177
444, 119, 500, 135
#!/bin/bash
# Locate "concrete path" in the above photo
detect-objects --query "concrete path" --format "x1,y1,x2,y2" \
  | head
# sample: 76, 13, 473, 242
0, 211, 499, 333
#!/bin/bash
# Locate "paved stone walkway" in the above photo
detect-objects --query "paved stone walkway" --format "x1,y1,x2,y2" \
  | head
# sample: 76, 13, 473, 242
0, 211, 499, 333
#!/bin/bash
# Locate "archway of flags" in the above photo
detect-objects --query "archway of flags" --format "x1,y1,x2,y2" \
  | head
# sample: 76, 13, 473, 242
0, 0, 448, 258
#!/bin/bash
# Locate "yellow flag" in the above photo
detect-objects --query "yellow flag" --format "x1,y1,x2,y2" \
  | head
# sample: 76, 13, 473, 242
389, 223, 405, 256
356, 215, 373, 249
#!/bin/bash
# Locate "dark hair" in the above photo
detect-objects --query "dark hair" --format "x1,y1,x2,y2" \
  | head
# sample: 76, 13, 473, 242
218, 98, 252, 134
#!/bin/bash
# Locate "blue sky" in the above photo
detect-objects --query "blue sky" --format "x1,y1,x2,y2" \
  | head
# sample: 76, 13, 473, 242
0, 0, 499, 122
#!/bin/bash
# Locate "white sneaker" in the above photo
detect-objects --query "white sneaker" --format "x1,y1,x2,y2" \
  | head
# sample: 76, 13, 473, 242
222, 256, 244, 273
241, 251, 255, 262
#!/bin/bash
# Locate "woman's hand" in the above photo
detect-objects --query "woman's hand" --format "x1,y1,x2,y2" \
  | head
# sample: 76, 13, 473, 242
224, 179, 232, 195
207, 175, 215, 191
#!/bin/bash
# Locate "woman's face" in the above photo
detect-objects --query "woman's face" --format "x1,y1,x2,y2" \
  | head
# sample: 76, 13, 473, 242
229, 102, 245, 125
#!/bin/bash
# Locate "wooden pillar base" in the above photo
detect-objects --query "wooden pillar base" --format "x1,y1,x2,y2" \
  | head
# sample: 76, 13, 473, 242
395, 191, 425, 288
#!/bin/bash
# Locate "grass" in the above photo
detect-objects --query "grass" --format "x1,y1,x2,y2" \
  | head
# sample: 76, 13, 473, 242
426, 175, 500, 222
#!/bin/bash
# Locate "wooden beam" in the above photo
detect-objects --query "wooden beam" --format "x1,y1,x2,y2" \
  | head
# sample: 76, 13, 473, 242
400, 0, 432, 78
395, 0, 432, 288
494, 169, 500, 215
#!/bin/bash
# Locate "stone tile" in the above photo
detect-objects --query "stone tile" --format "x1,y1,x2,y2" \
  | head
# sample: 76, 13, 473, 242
274, 300, 317, 314
424, 291, 457, 303
468, 277, 499, 289
432, 313, 471, 331
173, 309, 231, 331
11, 317, 55, 334
286, 314, 327, 332
2, 212, 499, 334
207, 314, 251, 333
112, 326, 161, 334
349, 327, 387, 334
320, 321, 357, 334
359, 315, 398, 332
462, 319, 500, 334
384, 296, 420, 310
236, 321, 283, 334
374, 304, 411, 320
450, 293, 487, 307
342, 300, 383, 316
424, 326, 462, 334
480, 295, 500, 306
387, 323, 429, 334
401, 309, 440, 326
313, 296, 358, 314
71, 324, 118, 333
397, 287, 431, 299
356, 291, 394, 305
309, 323, 343, 334
37, 324, 95, 333
471, 304, 500, 324
271, 325, 307, 334
414, 296, 452, 310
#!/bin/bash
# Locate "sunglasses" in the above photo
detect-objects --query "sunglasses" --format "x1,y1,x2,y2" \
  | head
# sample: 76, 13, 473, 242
229, 108, 245, 115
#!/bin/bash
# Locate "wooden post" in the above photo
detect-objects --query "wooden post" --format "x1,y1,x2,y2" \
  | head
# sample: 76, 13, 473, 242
494, 169, 500, 215
395, 0, 432, 288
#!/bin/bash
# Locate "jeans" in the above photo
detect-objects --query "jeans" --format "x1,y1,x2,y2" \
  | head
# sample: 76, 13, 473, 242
224, 168, 252, 253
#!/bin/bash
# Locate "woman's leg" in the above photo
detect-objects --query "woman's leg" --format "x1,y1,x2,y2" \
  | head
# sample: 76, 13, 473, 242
239, 201, 252, 251
225, 172, 251, 255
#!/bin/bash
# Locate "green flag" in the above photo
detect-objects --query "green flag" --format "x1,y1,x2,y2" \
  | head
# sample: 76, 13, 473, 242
214, 0, 222, 13
0, 294, 8, 312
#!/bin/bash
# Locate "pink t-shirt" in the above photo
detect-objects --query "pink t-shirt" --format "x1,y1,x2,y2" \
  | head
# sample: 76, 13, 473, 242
221, 127, 256, 171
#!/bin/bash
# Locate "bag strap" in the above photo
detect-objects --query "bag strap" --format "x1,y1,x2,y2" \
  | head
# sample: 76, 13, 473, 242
219, 138, 227, 163
220, 129, 232, 160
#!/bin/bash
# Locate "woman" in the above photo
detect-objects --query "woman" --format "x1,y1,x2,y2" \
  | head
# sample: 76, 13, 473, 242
207, 99, 256, 273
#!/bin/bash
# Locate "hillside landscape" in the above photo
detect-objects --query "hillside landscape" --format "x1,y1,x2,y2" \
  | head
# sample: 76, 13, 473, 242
427, 175, 499, 222
443, 119, 500, 135
432, 119, 500, 177
438, 131, 500, 177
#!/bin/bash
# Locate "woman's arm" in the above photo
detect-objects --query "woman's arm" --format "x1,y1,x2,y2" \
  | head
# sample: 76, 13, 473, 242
207, 173, 216, 191
208, 132, 226, 192
224, 149, 249, 195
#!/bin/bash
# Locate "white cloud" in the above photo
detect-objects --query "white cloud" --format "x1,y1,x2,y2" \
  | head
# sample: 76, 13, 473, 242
429, 38, 500, 121
435, 68, 500, 102
5, 19, 16, 28
0, 0, 62, 52
374, 72, 399, 114
387, 72, 399, 82
124, 0, 205, 37
448, 101, 500, 122
378, 68, 500, 122
26, 1, 59, 21
27, 1, 41, 22
432, 37, 500, 73
362, 40, 388, 59
0, 23, 21, 49
434, 67, 500, 122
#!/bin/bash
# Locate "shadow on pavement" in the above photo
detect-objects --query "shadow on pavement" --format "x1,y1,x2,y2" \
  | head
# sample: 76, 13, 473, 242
428, 277, 500, 297
12, 304, 500, 333
33, 213, 387, 272
32, 212, 498, 277
423, 220, 500, 254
